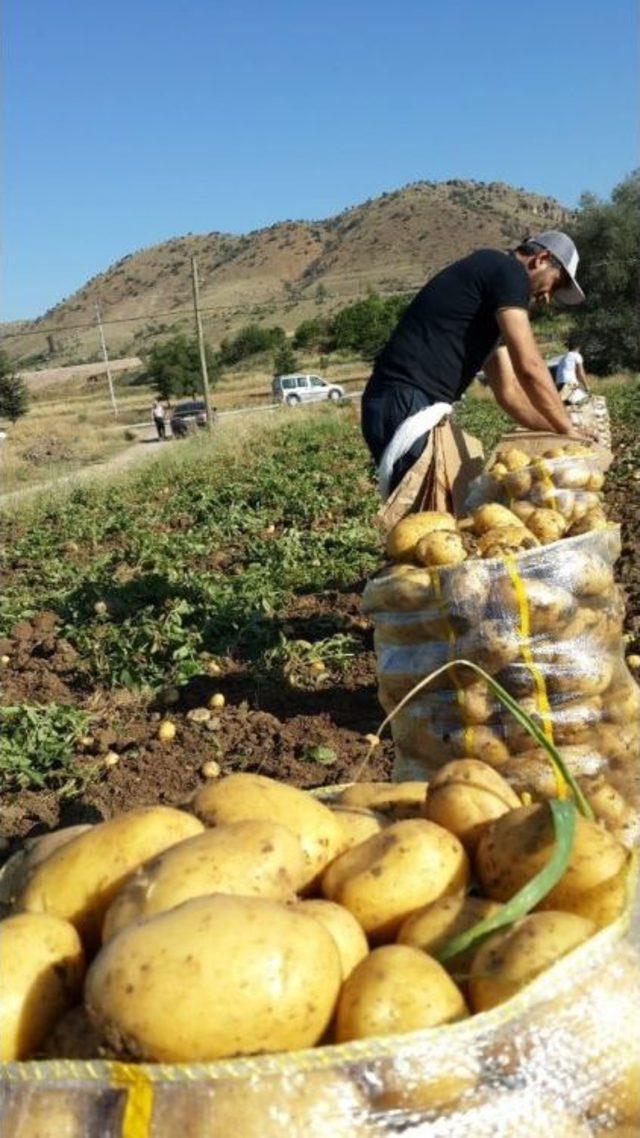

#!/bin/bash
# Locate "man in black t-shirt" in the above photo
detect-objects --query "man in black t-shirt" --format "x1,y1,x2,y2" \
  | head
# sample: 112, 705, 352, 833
361, 231, 585, 497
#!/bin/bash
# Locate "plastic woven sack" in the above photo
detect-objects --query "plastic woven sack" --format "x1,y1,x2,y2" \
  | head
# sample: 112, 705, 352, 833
1, 884, 639, 1137
363, 526, 640, 849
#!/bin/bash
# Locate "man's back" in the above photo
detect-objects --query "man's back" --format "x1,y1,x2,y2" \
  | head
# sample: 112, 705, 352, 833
372, 249, 530, 402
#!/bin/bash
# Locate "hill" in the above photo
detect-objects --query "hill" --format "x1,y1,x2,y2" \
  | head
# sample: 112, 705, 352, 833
4, 179, 570, 368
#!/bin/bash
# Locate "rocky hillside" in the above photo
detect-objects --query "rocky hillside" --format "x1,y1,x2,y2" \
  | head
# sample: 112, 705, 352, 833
6, 180, 570, 367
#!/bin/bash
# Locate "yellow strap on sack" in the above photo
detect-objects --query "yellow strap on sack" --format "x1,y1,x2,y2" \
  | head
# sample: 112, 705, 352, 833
109, 1062, 154, 1138
503, 555, 569, 800
431, 571, 475, 755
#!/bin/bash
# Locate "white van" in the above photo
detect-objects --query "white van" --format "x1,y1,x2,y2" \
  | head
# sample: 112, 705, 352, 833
272, 374, 344, 406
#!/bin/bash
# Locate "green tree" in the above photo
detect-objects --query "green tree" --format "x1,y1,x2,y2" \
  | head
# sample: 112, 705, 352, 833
0, 351, 30, 422
217, 324, 286, 368
145, 334, 218, 400
292, 317, 329, 350
569, 171, 640, 374
327, 292, 412, 359
273, 342, 298, 377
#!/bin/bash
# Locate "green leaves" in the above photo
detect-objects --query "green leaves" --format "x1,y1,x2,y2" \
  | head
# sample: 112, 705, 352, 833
0, 703, 92, 795
436, 799, 577, 963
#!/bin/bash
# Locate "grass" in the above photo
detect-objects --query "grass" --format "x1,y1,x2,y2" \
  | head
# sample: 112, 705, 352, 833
0, 703, 93, 795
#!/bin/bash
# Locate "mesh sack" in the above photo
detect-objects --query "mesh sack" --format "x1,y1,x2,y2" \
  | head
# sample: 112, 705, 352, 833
465, 447, 607, 523
1, 895, 639, 1137
363, 526, 640, 848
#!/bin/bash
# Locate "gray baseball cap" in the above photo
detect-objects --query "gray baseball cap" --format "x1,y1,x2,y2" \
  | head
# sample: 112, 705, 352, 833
528, 231, 585, 305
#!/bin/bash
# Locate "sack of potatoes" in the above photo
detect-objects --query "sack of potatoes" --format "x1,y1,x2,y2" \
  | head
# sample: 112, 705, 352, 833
1, 768, 638, 1138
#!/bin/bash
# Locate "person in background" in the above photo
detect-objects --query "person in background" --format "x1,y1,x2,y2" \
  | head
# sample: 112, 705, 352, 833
361, 232, 585, 499
552, 344, 591, 404
152, 399, 166, 440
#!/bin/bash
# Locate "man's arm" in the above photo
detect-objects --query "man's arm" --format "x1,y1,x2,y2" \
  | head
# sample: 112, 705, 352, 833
495, 308, 572, 433
485, 346, 566, 432
576, 358, 591, 392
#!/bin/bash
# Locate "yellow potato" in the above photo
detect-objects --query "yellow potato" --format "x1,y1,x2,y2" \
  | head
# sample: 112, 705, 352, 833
547, 653, 614, 697
526, 507, 568, 544
321, 819, 468, 942
510, 499, 535, 522
424, 759, 521, 852
587, 469, 605, 492
371, 1045, 479, 1113
475, 804, 628, 922
496, 447, 531, 472
330, 805, 385, 849
559, 550, 615, 597
385, 511, 457, 562
477, 525, 539, 558
569, 509, 608, 535
14, 807, 204, 949
0, 824, 92, 907
362, 563, 436, 613
415, 530, 467, 567
554, 459, 592, 489
469, 911, 596, 1011
336, 780, 428, 819
505, 467, 533, 496
429, 1090, 593, 1137
86, 894, 342, 1061
193, 773, 344, 889
440, 559, 492, 622
0, 913, 84, 1060
602, 677, 640, 723
458, 678, 495, 724
490, 576, 576, 634
456, 620, 520, 675
334, 944, 468, 1041
398, 893, 501, 973
294, 899, 369, 978
472, 503, 526, 534
102, 820, 305, 940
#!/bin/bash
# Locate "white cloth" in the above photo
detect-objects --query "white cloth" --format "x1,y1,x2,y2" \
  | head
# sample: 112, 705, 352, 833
555, 350, 583, 387
377, 402, 452, 500
152, 404, 165, 420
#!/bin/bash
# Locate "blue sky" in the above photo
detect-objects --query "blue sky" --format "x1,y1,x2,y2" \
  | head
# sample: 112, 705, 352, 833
3, 0, 637, 321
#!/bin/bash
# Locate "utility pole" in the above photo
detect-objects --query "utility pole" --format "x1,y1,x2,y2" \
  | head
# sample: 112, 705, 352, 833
95, 303, 118, 418
190, 255, 214, 434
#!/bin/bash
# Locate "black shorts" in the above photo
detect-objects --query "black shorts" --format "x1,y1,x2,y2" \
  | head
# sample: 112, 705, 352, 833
361, 376, 433, 494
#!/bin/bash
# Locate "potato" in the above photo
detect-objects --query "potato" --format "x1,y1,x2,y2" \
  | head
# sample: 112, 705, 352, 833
398, 893, 501, 973
336, 780, 428, 819
371, 1045, 479, 1114
602, 677, 640, 723
477, 525, 539, 558
526, 507, 568, 544
14, 807, 203, 949
587, 469, 605, 492
0, 824, 92, 908
102, 820, 305, 940
440, 559, 492, 622
504, 467, 533, 496
428, 1090, 593, 1137
510, 499, 535, 522
362, 563, 436, 613
424, 759, 521, 852
472, 503, 526, 534
335, 945, 468, 1041
496, 447, 531, 472
322, 819, 469, 942
559, 550, 615, 597
294, 899, 369, 978
385, 511, 457, 562
0, 1087, 108, 1138
415, 529, 467, 567
554, 459, 592, 489
86, 894, 342, 1061
193, 773, 344, 889
569, 509, 608, 535
459, 678, 495, 724
469, 911, 596, 1012
0, 913, 84, 1059
153, 1071, 368, 1138
506, 696, 602, 752
456, 619, 520, 674
373, 608, 449, 644
490, 576, 576, 634
475, 804, 628, 923
547, 653, 614, 697
330, 805, 385, 848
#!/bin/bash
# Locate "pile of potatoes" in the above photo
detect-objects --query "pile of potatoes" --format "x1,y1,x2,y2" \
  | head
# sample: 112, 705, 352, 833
0, 769, 631, 1072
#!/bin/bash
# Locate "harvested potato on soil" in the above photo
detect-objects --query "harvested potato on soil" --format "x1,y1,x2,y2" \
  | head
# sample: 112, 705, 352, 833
414, 530, 467, 568
293, 899, 369, 978
386, 511, 457, 562
334, 944, 468, 1041
193, 772, 344, 888
475, 803, 628, 925
14, 807, 204, 949
102, 820, 306, 940
0, 913, 84, 1060
335, 780, 428, 819
398, 893, 501, 973
468, 911, 596, 1012
321, 819, 469, 942
423, 759, 521, 851
86, 894, 342, 1062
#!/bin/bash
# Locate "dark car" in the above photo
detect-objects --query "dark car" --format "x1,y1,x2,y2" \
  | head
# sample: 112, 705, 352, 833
170, 399, 208, 438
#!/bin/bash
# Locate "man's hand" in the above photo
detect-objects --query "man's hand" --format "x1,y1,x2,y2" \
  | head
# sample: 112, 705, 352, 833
485, 346, 566, 433
496, 308, 572, 434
